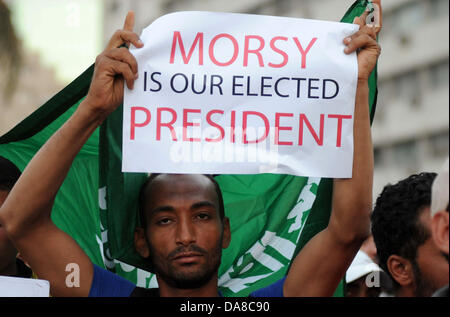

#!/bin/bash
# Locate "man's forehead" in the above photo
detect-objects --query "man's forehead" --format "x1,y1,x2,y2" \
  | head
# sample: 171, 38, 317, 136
151, 174, 215, 190
144, 174, 218, 208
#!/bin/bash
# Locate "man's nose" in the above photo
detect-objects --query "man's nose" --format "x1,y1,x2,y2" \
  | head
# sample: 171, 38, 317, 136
175, 217, 196, 246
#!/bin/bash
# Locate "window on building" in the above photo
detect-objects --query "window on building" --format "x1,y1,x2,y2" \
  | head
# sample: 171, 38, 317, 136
393, 140, 418, 171
382, 11, 394, 33
379, 79, 397, 103
374, 147, 384, 167
394, 71, 422, 108
429, 61, 450, 89
429, 0, 450, 19
395, 1, 428, 33
376, 80, 396, 122
429, 132, 450, 158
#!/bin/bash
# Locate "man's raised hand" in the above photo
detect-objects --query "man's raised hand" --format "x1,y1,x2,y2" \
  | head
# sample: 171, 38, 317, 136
84, 11, 144, 120
343, 0, 382, 82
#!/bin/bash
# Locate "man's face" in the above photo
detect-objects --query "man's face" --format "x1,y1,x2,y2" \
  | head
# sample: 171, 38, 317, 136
412, 208, 449, 296
138, 174, 230, 289
0, 190, 18, 270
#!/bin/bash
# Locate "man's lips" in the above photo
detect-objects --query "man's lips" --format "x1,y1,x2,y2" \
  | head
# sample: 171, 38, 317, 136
171, 252, 204, 263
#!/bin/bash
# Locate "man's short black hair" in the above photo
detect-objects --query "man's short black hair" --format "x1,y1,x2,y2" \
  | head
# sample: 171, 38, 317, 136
0, 156, 21, 191
138, 174, 225, 229
371, 172, 437, 289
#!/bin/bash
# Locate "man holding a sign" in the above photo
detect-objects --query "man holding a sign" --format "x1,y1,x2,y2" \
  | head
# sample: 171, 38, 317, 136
0, 2, 381, 297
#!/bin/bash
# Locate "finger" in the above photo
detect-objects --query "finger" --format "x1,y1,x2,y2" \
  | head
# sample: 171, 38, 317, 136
353, 16, 364, 29
359, 10, 369, 26
344, 33, 378, 54
108, 59, 136, 90
106, 30, 143, 50
123, 11, 135, 32
344, 24, 377, 47
105, 47, 138, 77
357, 25, 377, 41
364, 24, 377, 40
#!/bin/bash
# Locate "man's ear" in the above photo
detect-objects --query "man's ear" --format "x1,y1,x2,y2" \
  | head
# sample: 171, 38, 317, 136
222, 217, 231, 249
387, 255, 414, 287
431, 211, 449, 255
134, 227, 150, 258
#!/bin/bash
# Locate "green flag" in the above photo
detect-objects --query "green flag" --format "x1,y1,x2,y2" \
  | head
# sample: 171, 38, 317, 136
0, 0, 377, 297
0, 65, 104, 267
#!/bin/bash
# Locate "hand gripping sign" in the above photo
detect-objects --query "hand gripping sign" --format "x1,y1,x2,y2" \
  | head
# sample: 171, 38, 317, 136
123, 11, 358, 178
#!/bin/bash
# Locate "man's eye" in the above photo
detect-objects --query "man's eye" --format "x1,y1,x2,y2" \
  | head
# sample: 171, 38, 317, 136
157, 218, 172, 225
196, 213, 211, 220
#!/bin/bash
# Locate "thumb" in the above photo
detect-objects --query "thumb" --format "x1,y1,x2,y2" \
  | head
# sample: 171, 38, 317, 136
353, 16, 364, 29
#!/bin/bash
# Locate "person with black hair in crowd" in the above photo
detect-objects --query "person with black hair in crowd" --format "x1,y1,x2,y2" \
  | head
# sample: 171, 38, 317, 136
371, 172, 449, 297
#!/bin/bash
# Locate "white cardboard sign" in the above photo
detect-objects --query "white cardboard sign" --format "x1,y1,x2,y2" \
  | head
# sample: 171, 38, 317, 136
0, 276, 50, 297
123, 11, 358, 177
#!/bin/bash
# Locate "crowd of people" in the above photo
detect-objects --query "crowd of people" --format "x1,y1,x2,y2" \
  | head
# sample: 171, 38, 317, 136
0, 1, 448, 298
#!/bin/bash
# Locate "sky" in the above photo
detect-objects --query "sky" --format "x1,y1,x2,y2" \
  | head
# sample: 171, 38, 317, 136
9, 0, 103, 84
